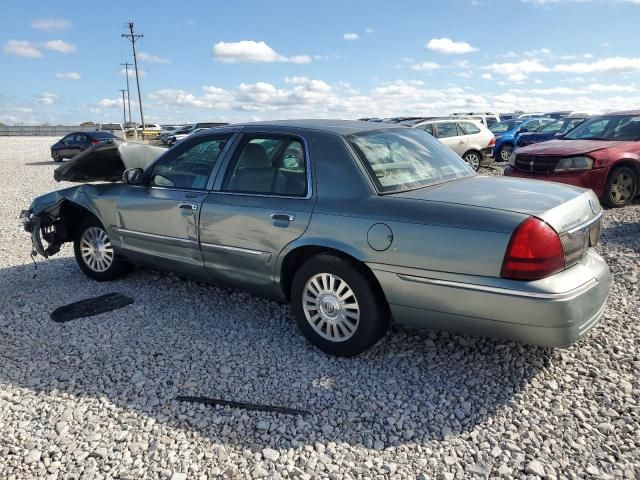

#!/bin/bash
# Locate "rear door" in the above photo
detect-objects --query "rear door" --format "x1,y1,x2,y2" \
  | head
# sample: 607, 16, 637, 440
435, 121, 467, 156
199, 132, 314, 294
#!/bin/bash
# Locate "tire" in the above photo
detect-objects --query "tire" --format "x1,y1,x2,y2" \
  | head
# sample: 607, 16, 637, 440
73, 216, 132, 281
498, 144, 513, 163
291, 254, 389, 356
463, 150, 482, 171
603, 166, 637, 208
52, 151, 62, 162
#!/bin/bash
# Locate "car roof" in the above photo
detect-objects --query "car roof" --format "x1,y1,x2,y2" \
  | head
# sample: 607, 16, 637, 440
225, 119, 406, 135
604, 109, 640, 116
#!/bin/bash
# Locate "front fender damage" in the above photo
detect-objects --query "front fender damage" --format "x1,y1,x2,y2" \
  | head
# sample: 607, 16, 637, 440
20, 198, 68, 258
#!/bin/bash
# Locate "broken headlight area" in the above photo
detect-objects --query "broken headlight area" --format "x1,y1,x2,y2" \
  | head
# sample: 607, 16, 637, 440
20, 209, 68, 258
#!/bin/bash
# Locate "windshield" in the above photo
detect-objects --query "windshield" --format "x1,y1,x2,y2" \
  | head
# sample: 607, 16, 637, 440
537, 119, 563, 133
490, 119, 522, 133
347, 129, 474, 194
563, 115, 640, 141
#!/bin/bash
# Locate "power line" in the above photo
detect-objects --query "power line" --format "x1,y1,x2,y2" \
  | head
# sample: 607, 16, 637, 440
120, 62, 133, 127
122, 22, 145, 140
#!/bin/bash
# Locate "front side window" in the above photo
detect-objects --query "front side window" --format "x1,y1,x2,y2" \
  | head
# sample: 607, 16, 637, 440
563, 115, 640, 141
435, 122, 459, 138
222, 136, 308, 196
149, 136, 230, 189
419, 123, 434, 136
539, 120, 563, 133
348, 128, 474, 194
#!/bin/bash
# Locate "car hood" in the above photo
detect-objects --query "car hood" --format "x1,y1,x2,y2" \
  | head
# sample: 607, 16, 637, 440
391, 175, 601, 234
54, 140, 165, 182
516, 138, 632, 156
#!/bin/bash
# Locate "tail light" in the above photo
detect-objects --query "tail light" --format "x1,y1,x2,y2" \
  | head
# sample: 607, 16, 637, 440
501, 217, 565, 280
488, 137, 496, 147
91, 139, 102, 145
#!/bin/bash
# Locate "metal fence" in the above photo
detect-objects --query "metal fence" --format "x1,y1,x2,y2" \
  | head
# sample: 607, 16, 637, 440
0, 126, 97, 136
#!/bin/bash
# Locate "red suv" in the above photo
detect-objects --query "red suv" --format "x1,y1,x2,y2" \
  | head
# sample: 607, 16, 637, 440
504, 110, 640, 207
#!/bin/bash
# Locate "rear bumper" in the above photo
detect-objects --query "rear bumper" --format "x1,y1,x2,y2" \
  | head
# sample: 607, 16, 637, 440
369, 250, 611, 347
504, 165, 608, 198
480, 147, 494, 165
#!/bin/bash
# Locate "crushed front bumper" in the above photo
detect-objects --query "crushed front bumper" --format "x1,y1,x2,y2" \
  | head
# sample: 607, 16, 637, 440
20, 209, 49, 258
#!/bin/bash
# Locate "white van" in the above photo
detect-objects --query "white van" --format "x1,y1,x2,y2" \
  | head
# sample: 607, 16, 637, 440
99, 123, 126, 140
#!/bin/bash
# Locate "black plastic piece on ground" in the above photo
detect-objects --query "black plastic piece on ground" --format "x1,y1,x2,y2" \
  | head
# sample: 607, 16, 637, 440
175, 395, 310, 416
50, 293, 134, 323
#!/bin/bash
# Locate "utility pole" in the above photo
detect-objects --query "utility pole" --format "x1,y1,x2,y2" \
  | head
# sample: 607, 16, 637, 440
122, 22, 145, 139
120, 62, 133, 128
118, 89, 127, 127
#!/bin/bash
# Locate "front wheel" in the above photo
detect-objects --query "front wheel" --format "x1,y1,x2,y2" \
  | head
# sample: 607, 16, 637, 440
603, 166, 637, 208
73, 217, 132, 281
291, 255, 389, 356
499, 144, 513, 163
463, 151, 482, 171
52, 151, 62, 162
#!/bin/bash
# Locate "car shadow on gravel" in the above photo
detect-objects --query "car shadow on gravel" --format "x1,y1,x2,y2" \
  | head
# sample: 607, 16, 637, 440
0, 257, 553, 450
600, 221, 640, 250
24, 160, 60, 166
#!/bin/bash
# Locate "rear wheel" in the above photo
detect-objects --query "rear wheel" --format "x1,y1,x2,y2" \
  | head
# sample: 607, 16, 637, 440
291, 255, 389, 356
73, 216, 132, 281
463, 151, 482, 171
603, 166, 637, 208
499, 144, 513, 163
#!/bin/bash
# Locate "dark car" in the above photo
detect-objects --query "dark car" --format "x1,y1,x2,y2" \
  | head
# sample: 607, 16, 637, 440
51, 131, 116, 162
516, 116, 590, 148
505, 110, 640, 207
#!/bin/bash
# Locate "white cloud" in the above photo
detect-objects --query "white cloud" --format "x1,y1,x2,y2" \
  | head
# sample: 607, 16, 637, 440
484, 59, 550, 81
481, 73, 493, 80
97, 98, 123, 108
31, 18, 71, 31
553, 56, 640, 74
426, 38, 478, 54
42, 40, 76, 53
343, 33, 360, 40
37, 92, 57, 105
410, 61, 441, 71
138, 52, 171, 63
55, 72, 81, 80
3, 40, 42, 58
121, 68, 146, 77
212, 40, 311, 64
365, 28, 375, 34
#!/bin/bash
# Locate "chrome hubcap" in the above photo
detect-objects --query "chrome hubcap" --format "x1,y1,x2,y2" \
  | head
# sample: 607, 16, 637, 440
465, 153, 480, 170
610, 173, 634, 203
500, 146, 512, 162
80, 226, 114, 272
302, 273, 360, 342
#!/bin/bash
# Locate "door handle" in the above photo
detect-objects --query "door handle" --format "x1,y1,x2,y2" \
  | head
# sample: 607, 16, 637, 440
178, 202, 198, 212
271, 213, 295, 222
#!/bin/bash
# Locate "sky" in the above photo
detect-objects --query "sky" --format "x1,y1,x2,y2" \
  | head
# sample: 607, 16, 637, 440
1, 0, 640, 125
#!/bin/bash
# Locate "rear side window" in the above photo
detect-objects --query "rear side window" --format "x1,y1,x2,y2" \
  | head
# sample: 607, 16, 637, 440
460, 122, 481, 134
418, 123, 434, 136
435, 122, 459, 138
222, 136, 308, 197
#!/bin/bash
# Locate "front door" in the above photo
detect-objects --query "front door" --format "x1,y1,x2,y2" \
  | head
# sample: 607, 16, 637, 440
199, 133, 314, 294
114, 134, 232, 278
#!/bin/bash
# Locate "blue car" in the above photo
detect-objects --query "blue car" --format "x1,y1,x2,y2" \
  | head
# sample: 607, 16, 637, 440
51, 131, 116, 162
515, 116, 589, 148
490, 117, 552, 162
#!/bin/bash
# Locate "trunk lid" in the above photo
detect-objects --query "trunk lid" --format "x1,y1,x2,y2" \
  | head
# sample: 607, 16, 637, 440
390, 175, 602, 235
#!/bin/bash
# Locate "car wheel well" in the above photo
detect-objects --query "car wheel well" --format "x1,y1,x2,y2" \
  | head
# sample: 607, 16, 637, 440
58, 201, 98, 241
609, 159, 640, 181
280, 246, 388, 307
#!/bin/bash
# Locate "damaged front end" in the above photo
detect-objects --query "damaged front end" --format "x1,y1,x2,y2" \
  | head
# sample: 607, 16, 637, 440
20, 140, 165, 259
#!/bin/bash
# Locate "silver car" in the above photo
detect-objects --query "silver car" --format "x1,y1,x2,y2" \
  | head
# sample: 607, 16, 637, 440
413, 118, 495, 170
21, 120, 611, 356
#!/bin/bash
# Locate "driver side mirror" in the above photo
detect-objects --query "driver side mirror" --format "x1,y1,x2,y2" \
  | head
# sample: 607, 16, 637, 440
516, 127, 528, 134
122, 167, 144, 185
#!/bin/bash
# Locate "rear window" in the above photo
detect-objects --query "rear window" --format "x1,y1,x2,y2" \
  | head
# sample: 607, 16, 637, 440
100, 123, 122, 130
460, 121, 481, 134
348, 129, 474, 194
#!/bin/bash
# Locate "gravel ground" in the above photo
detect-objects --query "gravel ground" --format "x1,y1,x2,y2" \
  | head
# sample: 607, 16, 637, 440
0, 137, 638, 480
